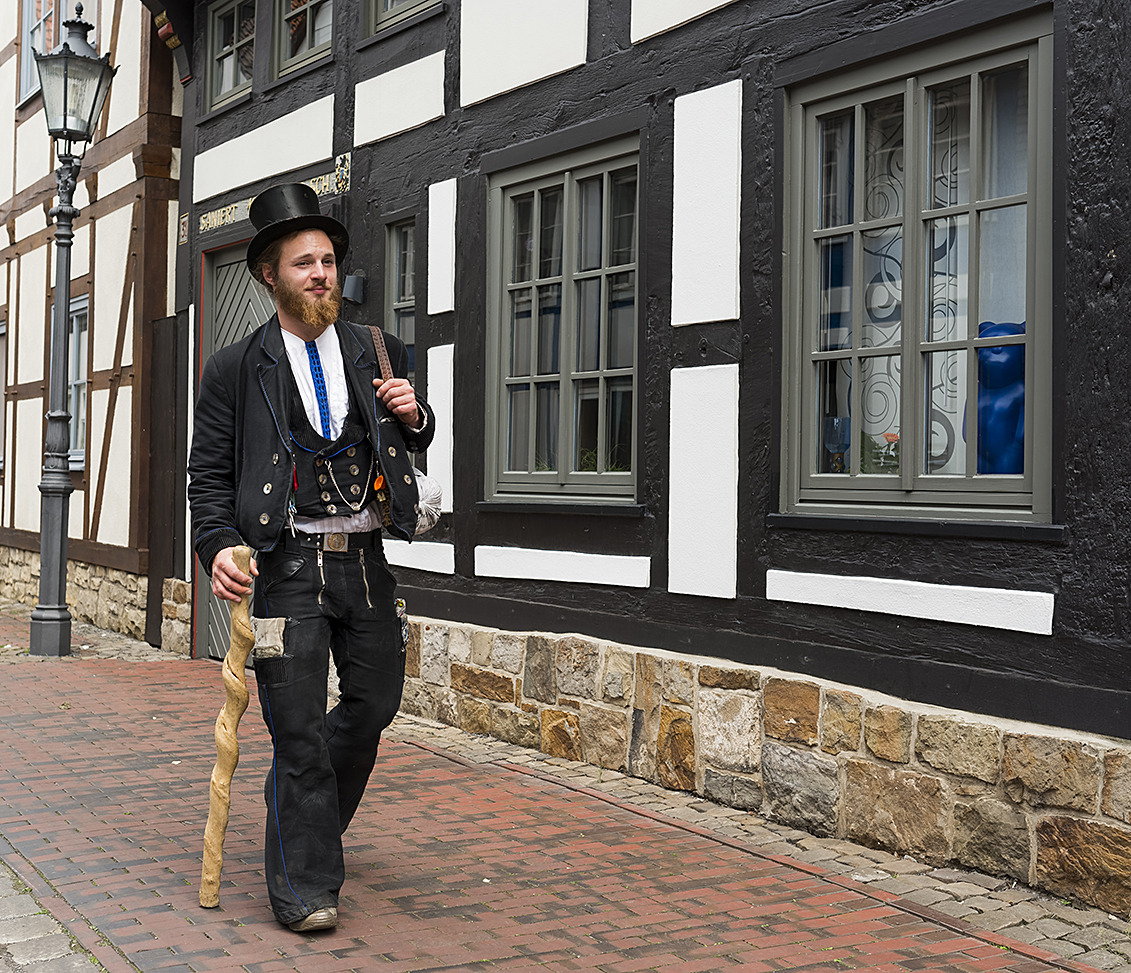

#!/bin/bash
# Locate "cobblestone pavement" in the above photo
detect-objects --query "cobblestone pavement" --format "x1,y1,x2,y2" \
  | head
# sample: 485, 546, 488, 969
0, 599, 1129, 973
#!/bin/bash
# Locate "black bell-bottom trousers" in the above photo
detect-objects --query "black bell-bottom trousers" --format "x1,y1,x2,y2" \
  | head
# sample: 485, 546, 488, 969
251, 535, 405, 926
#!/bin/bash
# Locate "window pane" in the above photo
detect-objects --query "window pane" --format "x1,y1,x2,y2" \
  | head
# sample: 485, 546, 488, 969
606, 272, 634, 370
512, 195, 533, 283
312, 0, 332, 46
817, 360, 852, 474
576, 277, 601, 372
606, 376, 633, 473
860, 356, 900, 474
507, 384, 530, 472
220, 9, 235, 49
819, 235, 853, 351
977, 326, 1025, 474
578, 177, 602, 272
539, 188, 563, 278
983, 64, 1028, 199
396, 224, 415, 301
395, 309, 415, 372
928, 80, 971, 208
927, 215, 969, 342
864, 96, 904, 221
287, 0, 307, 58
979, 205, 1026, 325
536, 284, 561, 375
609, 168, 637, 266
574, 378, 599, 471
924, 349, 967, 475
216, 52, 235, 95
862, 226, 901, 348
818, 111, 854, 229
535, 383, 559, 471
509, 290, 531, 377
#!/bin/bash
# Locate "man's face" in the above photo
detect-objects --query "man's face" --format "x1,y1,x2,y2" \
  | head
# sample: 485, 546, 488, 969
264, 229, 342, 330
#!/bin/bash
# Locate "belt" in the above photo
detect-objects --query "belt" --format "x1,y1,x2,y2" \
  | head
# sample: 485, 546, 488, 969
282, 529, 379, 553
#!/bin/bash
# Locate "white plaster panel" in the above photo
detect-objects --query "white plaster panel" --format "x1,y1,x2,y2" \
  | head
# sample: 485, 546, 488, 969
631, 0, 738, 43
0, 1, 16, 46
167, 201, 178, 315
17, 247, 47, 386
89, 385, 132, 547
427, 179, 456, 315
73, 175, 91, 210
426, 344, 454, 513
105, 0, 142, 137
667, 364, 738, 598
765, 570, 1056, 636
475, 546, 651, 588
68, 488, 85, 540
671, 79, 742, 326
15, 110, 50, 195
0, 57, 16, 204
93, 204, 134, 371
14, 207, 45, 243
71, 223, 91, 281
97, 153, 137, 199
460, 0, 587, 107
354, 52, 445, 146
14, 399, 43, 531
384, 538, 456, 574
2, 401, 11, 527
193, 96, 335, 203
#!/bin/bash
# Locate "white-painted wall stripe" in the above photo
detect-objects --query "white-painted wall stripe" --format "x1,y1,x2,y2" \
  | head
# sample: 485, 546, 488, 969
671, 80, 742, 326
193, 96, 335, 203
631, 0, 739, 44
765, 570, 1055, 636
427, 178, 457, 315
667, 364, 739, 598
354, 52, 445, 147
426, 344, 454, 513
475, 546, 651, 588
385, 538, 456, 575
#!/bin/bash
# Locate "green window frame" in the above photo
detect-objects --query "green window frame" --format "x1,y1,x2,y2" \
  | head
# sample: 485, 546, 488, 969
781, 14, 1053, 521
67, 296, 88, 470
207, 0, 255, 110
276, 0, 332, 76
371, 0, 438, 33
486, 137, 640, 502
386, 218, 417, 384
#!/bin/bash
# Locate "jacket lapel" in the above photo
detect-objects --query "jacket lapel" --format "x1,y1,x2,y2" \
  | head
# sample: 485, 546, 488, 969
256, 315, 294, 448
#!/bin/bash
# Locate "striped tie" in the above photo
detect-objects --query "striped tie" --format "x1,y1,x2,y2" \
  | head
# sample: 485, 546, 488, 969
305, 340, 333, 439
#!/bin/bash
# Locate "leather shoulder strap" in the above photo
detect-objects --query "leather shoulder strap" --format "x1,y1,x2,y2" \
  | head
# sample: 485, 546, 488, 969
367, 325, 394, 382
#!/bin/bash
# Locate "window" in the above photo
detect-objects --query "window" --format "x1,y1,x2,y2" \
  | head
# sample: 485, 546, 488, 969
486, 138, 639, 501
277, 0, 332, 75
386, 220, 416, 382
68, 297, 88, 470
21, 0, 97, 99
372, 0, 437, 32
208, 0, 255, 109
781, 19, 1052, 520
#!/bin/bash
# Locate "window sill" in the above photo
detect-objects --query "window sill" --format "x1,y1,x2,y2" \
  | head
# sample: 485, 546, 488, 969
266, 50, 334, 92
358, 2, 445, 50
477, 500, 648, 518
766, 512, 1067, 543
197, 90, 253, 125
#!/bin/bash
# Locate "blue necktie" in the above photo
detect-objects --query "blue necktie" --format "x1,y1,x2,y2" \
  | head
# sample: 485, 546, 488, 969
305, 340, 333, 439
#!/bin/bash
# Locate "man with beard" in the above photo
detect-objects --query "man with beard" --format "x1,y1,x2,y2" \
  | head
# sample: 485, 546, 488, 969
188, 183, 434, 933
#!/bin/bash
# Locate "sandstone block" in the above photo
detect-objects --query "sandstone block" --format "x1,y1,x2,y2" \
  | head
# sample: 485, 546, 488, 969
1003, 735, 1100, 813
458, 696, 492, 735
699, 664, 760, 691
399, 678, 434, 719
762, 740, 838, 836
1036, 816, 1131, 916
657, 705, 695, 791
405, 621, 421, 679
663, 658, 694, 704
161, 601, 178, 620
419, 623, 450, 685
698, 689, 760, 772
450, 663, 515, 703
702, 768, 763, 811
491, 632, 526, 674
1102, 752, 1131, 824
492, 706, 540, 750
579, 703, 629, 771
865, 705, 911, 763
447, 626, 473, 665
634, 653, 662, 714
555, 635, 600, 698
821, 688, 862, 754
160, 619, 190, 656
542, 709, 583, 761
162, 577, 175, 600
171, 578, 190, 603
435, 689, 459, 727
954, 798, 1031, 882
523, 635, 555, 703
601, 646, 634, 703
471, 629, 493, 667
764, 678, 820, 745
844, 758, 950, 861
916, 716, 1001, 783
628, 707, 657, 784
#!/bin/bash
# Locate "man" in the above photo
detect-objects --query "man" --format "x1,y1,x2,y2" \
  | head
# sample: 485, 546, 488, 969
188, 183, 434, 933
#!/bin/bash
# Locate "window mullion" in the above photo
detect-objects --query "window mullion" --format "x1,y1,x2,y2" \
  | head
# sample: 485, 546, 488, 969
902, 77, 917, 491
851, 103, 865, 474
559, 174, 575, 483
966, 70, 982, 477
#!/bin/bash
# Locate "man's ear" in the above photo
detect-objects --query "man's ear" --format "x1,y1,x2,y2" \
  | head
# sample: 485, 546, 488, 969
261, 264, 275, 288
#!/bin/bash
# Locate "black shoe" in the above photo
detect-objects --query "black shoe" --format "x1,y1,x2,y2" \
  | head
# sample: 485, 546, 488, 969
287, 906, 338, 932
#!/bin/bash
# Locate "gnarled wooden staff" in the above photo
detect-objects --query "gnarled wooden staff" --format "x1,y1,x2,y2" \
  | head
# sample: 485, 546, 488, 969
199, 545, 255, 908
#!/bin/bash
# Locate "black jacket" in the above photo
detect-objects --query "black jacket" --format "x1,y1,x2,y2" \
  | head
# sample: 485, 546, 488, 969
188, 316, 435, 573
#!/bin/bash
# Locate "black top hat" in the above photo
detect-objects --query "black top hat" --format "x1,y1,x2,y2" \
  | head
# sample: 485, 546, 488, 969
245, 183, 349, 277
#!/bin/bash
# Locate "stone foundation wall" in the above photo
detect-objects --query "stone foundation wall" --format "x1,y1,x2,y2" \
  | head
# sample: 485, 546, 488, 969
161, 579, 193, 656
403, 617, 1131, 917
0, 546, 147, 639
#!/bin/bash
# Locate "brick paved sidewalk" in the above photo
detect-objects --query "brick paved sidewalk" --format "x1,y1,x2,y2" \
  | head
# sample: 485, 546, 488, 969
0, 603, 1128, 973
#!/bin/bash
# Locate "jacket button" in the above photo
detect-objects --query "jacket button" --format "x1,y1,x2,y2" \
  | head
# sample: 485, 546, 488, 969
321, 491, 331, 502
349, 464, 359, 476
319, 474, 328, 485
316, 458, 324, 467
263, 483, 272, 494
388, 446, 397, 457
327, 504, 338, 514
272, 453, 279, 465
259, 513, 270, 525
350, 485, 361, 495
403, 474, 412, 484
347, 447, 356, 457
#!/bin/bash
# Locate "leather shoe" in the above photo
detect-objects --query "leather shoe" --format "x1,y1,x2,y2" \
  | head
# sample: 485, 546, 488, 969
287, 906, 338, 932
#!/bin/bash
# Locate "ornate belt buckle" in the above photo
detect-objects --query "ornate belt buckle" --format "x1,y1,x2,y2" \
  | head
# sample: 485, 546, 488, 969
326, 532, 346, 552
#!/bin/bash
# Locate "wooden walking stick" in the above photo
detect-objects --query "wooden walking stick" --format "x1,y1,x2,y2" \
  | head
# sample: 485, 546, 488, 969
199, 545, 255, 908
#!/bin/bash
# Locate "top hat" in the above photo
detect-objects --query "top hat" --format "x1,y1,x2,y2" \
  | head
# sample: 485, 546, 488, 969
245, 183, 349, 277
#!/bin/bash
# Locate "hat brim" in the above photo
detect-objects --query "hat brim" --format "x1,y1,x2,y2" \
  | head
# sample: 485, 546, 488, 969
246, 214, 349, 275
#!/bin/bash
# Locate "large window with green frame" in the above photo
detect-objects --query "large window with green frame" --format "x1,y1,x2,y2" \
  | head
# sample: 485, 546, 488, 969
276, 0, 332, 76
371, 0, 438, 33
486, 138, 639, 501
207, 0, 255, 110
781, 16, 1052, 521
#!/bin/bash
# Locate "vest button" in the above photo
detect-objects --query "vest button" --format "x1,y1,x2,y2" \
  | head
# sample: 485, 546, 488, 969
272, 453, 279, 465
387, 446, 397, 457
316, 458, 324, 467
350, 485, 361, 495
347, 447, 356, 457
263, 483, 272, 494
321, 491, 331, 502
259, 513, 270, 525
319, 474, 328, 485
349, 464, 359, 476
327, 504, 338, 514
403, 474, 412, 484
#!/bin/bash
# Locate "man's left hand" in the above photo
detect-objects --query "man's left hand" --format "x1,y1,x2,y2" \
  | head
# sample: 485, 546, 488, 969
374, 377, 420, 428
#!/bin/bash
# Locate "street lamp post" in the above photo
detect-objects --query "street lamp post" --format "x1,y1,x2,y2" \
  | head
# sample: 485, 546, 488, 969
29, 3, 116, 657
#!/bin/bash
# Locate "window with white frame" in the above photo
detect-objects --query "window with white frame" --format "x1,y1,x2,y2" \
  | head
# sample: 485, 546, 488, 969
486, 137, 639, 501
372, 0, 437, 32
68, 297, 88, 470
277, 0, 332, 75
386, 219, 416, 383
21, 0, 97, 99
208, 0, 255, 109
781, 17, 1052, 521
